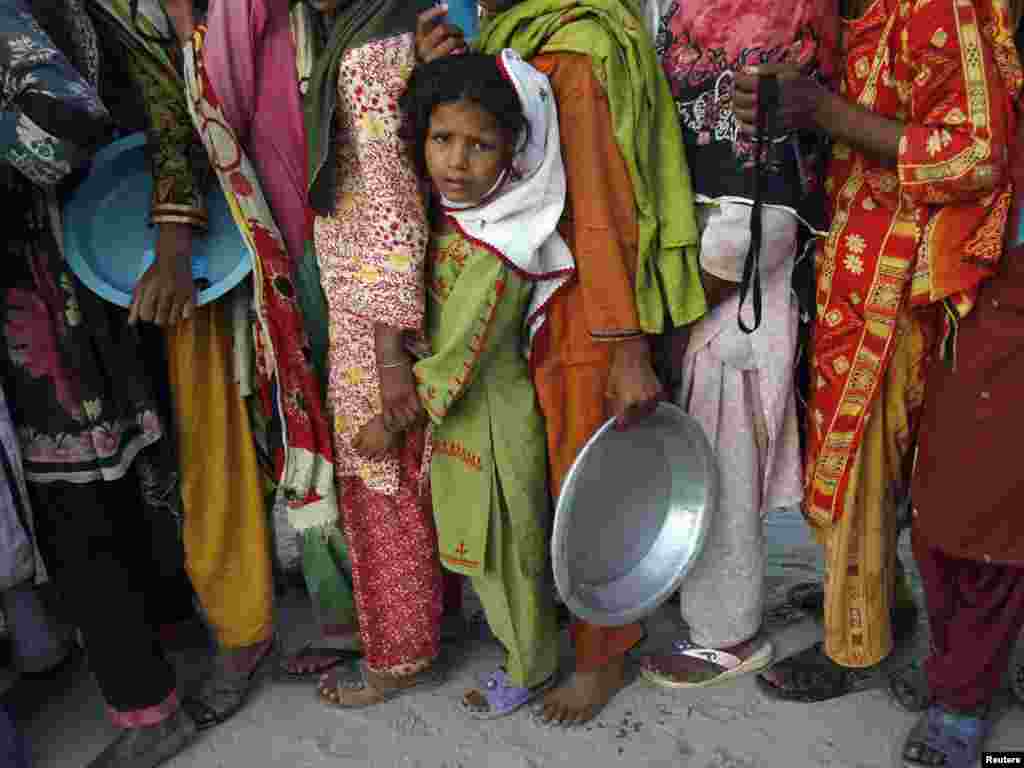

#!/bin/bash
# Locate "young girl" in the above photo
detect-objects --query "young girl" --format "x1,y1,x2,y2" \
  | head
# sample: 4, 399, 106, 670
393, 50, 573, 718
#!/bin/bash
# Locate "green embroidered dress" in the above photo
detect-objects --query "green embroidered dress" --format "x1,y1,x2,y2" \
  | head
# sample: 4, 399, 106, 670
414, 220, 557, 687
416, 221, 549, 577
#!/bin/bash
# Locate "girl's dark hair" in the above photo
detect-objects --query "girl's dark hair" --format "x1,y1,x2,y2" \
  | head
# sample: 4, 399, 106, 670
400, 53, 529, 178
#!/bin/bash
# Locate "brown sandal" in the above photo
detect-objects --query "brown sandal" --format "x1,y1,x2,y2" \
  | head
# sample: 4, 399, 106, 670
317, 661, 445, 709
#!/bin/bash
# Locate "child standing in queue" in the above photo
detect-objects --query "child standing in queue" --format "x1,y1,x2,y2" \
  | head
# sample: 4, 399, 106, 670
375, 50, 572, 718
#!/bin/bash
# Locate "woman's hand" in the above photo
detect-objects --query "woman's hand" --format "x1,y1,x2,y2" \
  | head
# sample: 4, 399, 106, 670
732, 63, 827, 137
606, 336, 664, 430
129, 222, 196, 327
416, 5, 468, 63
735, 62, 904, 160
353, 415, 398, 460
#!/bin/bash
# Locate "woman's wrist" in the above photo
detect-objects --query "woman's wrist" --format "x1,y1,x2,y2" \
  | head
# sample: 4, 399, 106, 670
812, 88, 903, 160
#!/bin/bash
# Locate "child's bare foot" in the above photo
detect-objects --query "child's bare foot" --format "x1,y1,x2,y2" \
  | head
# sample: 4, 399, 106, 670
353, 415, 397, 459
536, 654, 627, 725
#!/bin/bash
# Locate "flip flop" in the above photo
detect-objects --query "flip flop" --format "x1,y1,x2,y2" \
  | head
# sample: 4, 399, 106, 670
902, 705, 993, 768
889, 662, 934, 713
640, 638, 774, 690
755, 642, 885, 703
182, 638, 276, 731
318, 660, 445, 709
277, 643, 361, 682
459, 668, 557, 720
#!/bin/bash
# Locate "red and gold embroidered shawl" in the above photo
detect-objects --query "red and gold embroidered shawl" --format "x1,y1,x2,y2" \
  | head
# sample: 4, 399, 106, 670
806, 0, 1021, 525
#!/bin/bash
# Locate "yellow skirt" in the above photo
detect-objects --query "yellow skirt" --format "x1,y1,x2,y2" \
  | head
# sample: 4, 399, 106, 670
811, 308, 934, 668
166, 299, 274, 649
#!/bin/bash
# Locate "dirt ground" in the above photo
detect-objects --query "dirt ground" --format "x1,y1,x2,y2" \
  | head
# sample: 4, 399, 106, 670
11, 510, 1024, 768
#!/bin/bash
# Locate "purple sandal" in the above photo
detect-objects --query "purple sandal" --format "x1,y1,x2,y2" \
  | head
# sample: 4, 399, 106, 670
459, 668, 556, 720
902, 704, 992, 768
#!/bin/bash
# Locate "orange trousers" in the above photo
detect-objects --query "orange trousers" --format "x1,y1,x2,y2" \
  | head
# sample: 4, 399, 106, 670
532, 323, 644, 674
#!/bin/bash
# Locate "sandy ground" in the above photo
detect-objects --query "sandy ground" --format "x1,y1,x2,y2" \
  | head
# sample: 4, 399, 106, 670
9, 510, 1024, 768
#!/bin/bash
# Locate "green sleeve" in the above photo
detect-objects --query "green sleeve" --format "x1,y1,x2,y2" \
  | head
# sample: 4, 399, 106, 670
123, 47, 209, 229
413, 255, 525, 424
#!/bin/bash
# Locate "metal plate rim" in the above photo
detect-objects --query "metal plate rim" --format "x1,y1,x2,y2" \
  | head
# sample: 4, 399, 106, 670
551, 401, 717, 626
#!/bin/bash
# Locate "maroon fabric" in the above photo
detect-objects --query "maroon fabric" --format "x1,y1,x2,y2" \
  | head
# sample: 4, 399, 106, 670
912, 527, 1024, 711
911, 240, 1024, 564
910, 116, 1024, 565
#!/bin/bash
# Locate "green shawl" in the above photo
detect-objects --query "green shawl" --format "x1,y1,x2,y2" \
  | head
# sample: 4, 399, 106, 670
479, 0, 706, 332
88, 0, 177, 68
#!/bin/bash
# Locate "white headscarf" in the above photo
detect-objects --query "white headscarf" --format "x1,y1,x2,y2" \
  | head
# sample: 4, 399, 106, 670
439, 48, 575, 355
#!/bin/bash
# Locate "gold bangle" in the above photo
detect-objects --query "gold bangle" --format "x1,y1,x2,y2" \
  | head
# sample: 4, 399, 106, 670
378, 359, 410, 369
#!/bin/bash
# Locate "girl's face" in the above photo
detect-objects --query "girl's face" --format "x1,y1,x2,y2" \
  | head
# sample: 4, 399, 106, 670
425, 98, 513, 205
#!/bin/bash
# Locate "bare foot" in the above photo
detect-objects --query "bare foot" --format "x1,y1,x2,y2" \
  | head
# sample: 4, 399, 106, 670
318, 665, 432, 708
641, 636, 766, 686
537, 655, 627, 725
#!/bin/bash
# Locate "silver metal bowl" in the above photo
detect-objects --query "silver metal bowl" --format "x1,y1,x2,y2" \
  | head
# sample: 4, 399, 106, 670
552, 402, 717, 627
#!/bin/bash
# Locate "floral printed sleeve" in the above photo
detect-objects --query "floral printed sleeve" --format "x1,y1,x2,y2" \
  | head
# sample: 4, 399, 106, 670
0, 0, 112, 185
122, 43, 208, 228
896, 0, 1010, 205
333, 34, 428, 331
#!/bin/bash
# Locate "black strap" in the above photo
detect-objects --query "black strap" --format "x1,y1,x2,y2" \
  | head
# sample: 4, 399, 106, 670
737, 74, 778, 334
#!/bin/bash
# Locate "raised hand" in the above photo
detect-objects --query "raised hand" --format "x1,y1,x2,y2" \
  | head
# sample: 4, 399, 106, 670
416, 5, 468, 63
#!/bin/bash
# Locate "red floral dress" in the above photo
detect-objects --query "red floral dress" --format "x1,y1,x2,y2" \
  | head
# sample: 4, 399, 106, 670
312, 34, 442, 676
805, 0, 1020, 526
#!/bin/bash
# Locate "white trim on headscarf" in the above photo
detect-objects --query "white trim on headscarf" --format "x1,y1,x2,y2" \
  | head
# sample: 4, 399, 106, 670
439, 48, 575, 356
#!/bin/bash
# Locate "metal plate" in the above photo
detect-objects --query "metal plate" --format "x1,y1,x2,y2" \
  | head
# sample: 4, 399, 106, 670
63, 133, 251, 308
552, 402, 717, 626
